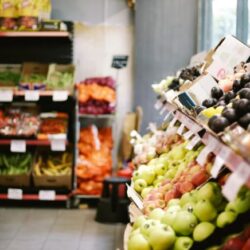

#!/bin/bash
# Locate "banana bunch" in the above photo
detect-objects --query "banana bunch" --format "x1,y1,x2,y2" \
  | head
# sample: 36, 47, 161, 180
34, 152, 72, 176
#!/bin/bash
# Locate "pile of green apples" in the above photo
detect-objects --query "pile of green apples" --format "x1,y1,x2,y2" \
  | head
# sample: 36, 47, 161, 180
128, 182, 250, 250
132, 140, 190, 194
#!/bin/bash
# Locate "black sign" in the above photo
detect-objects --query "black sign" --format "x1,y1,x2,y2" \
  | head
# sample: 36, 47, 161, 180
112, 55, 129, 69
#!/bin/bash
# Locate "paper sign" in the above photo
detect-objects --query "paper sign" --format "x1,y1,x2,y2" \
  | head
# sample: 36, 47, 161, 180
211, 147, 231, 178
127, 185, 143, 210
159, 105, 168, 115
168, 117, 177, 129
183, 130, 193, 140
8, 188, 23, 200
0, 90, 13, 102
154, 99, 163, 110
51, 139, 66, 151
52, 91, 68, 101
24, 90, 39, 101
48, 134, 67, 140
10, 140, 26, 153
39, 190, 56, 201
177, 123, 185, 135
186, 135, 200, 150
222, 162, 250, 201
196, 145, 212, 166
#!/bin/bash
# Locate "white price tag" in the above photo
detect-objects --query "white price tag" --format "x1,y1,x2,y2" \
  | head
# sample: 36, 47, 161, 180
186, 135, 200, 150
222, 163, 250, 201
159, 105, 168, 115
10, 140, 26, 153
0, 90, 13, 102
48, 134, 67, 140
39, 190, 56, 201
196, 145, 211, 166
154, 99, 163, 110
51, 139, 66, 151
183, 130, 193, 140
127, 185, 143, 210
168, 117, 178, 129
8, 188, 23, 200
211, 147, 231, 178
52, 91, 68, 102
24, 90, 39, 101
177, 123, 185, 135
211, 155, 224, 178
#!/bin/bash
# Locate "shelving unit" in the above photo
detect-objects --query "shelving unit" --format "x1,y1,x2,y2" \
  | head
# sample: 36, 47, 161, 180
0, 22, 76, 207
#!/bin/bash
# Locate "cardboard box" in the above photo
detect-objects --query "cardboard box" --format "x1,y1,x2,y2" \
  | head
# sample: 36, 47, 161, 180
33, 174, 71, 189
0, 64, 21, 87
0, 172, 30, 187
20, 62, 49, 90
178, 74, 218, 108
46, 64, 75, 91
205, 35, 250, 80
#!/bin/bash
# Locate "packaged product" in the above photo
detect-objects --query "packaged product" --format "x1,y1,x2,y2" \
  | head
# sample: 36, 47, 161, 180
17, 0, 39, 30
0, 0, 18, 30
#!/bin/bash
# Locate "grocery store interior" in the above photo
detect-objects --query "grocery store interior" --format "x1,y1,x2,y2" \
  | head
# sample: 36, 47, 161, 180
0, 0, 250, 250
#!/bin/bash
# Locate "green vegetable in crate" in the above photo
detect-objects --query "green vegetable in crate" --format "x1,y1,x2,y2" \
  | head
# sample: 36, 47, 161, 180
0, 153, 31, 175
47, 71, 73, 89
0, 71, 20, 86
21, 74, 46, 83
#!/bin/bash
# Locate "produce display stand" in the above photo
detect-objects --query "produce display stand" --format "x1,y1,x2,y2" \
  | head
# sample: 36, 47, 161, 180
0, 22, 77, 208
125, 36, 250, 249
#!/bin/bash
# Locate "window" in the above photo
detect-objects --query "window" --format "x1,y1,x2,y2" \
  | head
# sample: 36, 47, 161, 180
198, 0, 249, 51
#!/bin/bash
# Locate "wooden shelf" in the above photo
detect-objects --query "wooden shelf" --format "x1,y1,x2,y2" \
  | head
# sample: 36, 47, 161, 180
0, 31, 70, 38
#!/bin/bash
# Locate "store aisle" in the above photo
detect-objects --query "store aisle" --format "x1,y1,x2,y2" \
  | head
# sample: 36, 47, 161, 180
0, 208, 125, 250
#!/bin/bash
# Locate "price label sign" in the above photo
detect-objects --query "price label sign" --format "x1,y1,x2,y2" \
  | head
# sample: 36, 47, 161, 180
52, 91, 68, 102
186, 135, 200, 150
10, 140, 26, 153
222, 163, 250, 201
51, 139, 66, 151
0, 89, 13, 102
111, 55, 128, 69
8, 188, 23, 200
211, 146, 231, 178
177, 123, 185, 135
39, 190, 56, 201
154, 99, 163, 110
127, 185, 143, 210
24, 90, 39, 101
183, 130, 193, 140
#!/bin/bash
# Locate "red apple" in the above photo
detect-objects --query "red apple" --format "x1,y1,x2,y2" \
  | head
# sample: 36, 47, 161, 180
191, 169, 209, 187
241, 226, 250, 241
223, 236, 245, 250
179, 181, 194, 194
242, 239, 250, 250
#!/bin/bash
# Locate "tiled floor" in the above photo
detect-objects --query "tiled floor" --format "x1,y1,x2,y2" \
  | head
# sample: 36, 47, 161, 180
0, 208, 125, 250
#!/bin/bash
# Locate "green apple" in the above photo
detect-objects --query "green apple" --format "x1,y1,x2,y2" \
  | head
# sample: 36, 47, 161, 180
165, 168, 178, 179
134, 179, 147, 193
196, 182, 222, 206
132, 170, 142, 181
193, 199, 217, 222
173, 236, 193, 250
141, 186, 154, 199
153, 175, 165, 186
183, 202, 196, 213
180, 193, 196, 207
154, 163, 168, 176
128, 233, 151, 250
172, 211, 198, 236
167, 199, 180, 207
148, 158, 159, 167
193, 222, 215, 242
225, 193, 250, 215
133, 215, 147, 230
148, 208, 165, 221
140, 168, 156, 185
216, 211, 237, 228
140, 219, 161, 237
129, 228, 141, 239
148, 224, 176, 250
167, 205, 181, 213
161, 207, 180, 227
